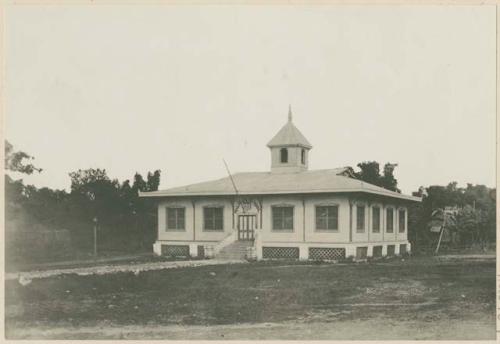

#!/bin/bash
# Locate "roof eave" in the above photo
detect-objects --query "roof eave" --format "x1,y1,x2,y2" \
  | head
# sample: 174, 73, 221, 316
139, 189, 421, 202
266, 143, 313, 149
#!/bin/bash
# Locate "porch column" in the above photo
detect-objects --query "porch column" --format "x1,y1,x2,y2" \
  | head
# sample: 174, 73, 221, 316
367, 245, 373, 257
189, 244, 198, 257
382, 204, 386, 242
302, 198, 306, 242
255, 230, 263, 259
348, 199, 353, 242
299, 244, 308, 260
367, 202, 371, 243
345, 245, 356, 258
153, 241, 162, 256
192, 200, 196, 241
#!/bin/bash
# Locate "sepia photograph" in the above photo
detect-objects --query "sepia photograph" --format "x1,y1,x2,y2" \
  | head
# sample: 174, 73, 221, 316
3, 2, 497, 341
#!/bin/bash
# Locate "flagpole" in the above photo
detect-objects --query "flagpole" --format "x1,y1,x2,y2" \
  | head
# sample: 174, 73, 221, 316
223, 159, 239, 196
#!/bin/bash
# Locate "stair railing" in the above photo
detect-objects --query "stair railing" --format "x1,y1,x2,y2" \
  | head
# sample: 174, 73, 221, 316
247, 227, 260, 260
213, 229, 238, 256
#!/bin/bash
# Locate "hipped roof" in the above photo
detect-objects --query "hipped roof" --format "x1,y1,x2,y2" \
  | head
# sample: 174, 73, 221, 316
266, 118, 312, 149
139, 167, 421, 202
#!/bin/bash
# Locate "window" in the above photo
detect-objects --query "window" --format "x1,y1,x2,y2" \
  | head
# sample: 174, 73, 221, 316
315, 205, 338, 231
166, 207, 185, 231
356, 205, 365, 232
386, 208, 394, 233
372, 206, 380, 233
203, 207, 223, 231
301, 149, 306, 164
280, 148, 288, 163
399, 209, 406, 233
272, 206, 294, 230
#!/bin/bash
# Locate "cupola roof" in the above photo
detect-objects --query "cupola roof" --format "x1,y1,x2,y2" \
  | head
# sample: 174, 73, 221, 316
266, 106, 312, 149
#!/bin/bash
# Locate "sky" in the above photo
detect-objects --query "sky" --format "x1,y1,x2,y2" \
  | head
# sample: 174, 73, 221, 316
5, 5, 496, 195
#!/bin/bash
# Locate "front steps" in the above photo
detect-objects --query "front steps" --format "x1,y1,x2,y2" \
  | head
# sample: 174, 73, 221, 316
216, 240, 254, 260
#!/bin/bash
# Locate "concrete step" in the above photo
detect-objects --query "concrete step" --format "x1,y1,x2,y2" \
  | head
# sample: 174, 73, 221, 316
216, 240, 254, 260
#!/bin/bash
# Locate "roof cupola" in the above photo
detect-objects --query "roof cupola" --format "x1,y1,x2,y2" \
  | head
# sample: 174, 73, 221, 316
267, 106, 312, 173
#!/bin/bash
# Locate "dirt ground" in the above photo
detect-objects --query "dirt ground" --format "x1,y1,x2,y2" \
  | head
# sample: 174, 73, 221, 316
5, 255, 496, 340
6, 258, 245, 281
8, 318, 496, 340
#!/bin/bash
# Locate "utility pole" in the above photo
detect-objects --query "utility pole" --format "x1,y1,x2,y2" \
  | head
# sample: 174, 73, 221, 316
93, 217, 98, 257
435, 209, 446, 255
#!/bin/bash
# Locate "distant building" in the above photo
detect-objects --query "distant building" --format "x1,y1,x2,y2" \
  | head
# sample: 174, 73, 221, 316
140, 108, 421, 260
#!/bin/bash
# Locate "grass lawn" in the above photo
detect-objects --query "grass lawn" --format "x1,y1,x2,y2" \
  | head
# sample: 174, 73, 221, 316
5, 255, 496, 340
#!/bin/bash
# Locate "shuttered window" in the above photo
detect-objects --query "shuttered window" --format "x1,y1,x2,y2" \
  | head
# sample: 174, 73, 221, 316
356, 205, 365, 232
280, 148, 288, 163
272, 206, 294, 230
387, 208, 394, 233
372, 207, 380, 233
399, 209, 406, 232
166, 207, 185, 231
315, 205, 338, 231
203, 207, 223, 231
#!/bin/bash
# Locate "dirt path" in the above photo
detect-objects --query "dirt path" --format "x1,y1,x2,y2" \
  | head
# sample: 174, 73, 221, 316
7, 318, 496, 340
8, 253, 495, 282
436, 254, 496, 260
8, 253, 155, 272
6, 259, 246, 282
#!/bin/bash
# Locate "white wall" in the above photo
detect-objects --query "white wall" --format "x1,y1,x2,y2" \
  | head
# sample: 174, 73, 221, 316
157, 198, 193, 241
304, 195, 350, 243
350, 201, 408, 243
270, 146, 309, 172
156, 194, 409, 244
157, 197, 233, 242
260, 196, 304, 242
259, 194, 408, 244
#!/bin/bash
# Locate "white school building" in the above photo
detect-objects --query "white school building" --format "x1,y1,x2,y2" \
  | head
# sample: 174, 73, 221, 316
140, 110, 421, 260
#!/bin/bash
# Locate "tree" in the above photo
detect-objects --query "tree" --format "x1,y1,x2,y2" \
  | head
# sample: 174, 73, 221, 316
146, 170, 161, 192
66, 168, 162, 251
132, 170, 162, 248
132, 173, 147, 192
380, 163, 400, 193
68, 168, 121, 223
409, 182, 496, 251
5, 140, 42, 175
5, 142, 163, 262
5, 141, 43, 221
355, 162, 381, 186
5, 176, 26, 208
353, 161, 401, 192
412, 186, 426, 197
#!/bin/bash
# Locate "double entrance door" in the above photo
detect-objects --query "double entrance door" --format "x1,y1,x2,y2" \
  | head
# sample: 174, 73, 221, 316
238, 215, 256, 241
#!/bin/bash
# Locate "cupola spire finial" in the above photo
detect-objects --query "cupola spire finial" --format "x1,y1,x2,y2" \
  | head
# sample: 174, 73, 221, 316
288, 104, 292, 122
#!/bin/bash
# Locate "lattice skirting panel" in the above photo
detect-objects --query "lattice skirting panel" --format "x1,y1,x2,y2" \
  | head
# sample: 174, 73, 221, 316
387, 245, 395, 256
399, 244, 407, 255
309, 247, 346, 261
262, 246, 300, 259
161, 244, 190, 257
372, 246, 383, 258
